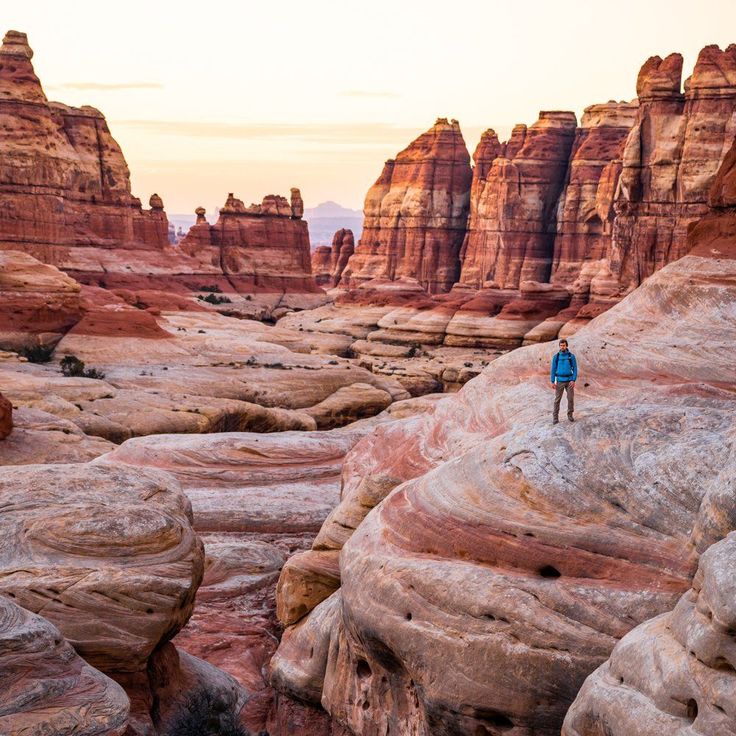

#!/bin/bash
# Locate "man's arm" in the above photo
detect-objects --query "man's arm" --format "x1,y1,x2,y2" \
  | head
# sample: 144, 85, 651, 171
550, 353, 557, 384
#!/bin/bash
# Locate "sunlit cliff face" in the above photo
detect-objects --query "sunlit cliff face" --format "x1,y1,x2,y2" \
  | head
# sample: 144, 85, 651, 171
5, 0, 736, 213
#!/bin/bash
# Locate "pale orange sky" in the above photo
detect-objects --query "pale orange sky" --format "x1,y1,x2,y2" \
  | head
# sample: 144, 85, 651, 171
5, 0, 736, 214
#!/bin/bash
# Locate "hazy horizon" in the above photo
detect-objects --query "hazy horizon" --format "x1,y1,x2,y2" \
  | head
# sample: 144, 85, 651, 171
6, 0, 736, 213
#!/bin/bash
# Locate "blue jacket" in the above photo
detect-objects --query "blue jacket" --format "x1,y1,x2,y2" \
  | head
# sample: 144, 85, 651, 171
551, 350, 577, 382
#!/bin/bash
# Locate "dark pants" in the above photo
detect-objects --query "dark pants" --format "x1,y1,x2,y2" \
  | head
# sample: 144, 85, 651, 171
553, 381, 574, 420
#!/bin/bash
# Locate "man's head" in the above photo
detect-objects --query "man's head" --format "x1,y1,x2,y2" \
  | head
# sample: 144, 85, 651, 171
559, 339, 568, 351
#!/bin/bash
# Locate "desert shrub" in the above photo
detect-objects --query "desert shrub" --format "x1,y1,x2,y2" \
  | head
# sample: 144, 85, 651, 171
60, 355, 105, 379
198, 284, 222, 293
198, 293, 232, 305
19, 343, 55, 363
165, 689, 249, 736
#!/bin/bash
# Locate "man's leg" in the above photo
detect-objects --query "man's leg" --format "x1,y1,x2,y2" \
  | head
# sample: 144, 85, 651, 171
553, 382, 565, 422
566, 382, 575, 419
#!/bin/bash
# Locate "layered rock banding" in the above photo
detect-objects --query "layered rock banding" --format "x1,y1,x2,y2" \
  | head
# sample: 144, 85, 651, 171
0, 595, 130, 736
312, 228, 355, 288
0, 30, 319, 298
178, 191, 318, 293
307, 45, 736, 353
273, 241, 736, 733
339, 118, 472, 294
563, 533, 736, 735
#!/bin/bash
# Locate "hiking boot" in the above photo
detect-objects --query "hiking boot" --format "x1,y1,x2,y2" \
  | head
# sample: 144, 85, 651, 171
552, 418, 559, 425
568, 415, 575, 422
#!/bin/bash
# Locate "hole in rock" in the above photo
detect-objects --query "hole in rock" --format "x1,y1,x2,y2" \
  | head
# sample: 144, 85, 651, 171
146, 608, 154, 614
475, 709, 514, 732
356, 659, 372, 679
687, 699, 698, 721
362, 701, 370, 711
539, 565, 561, 578
524, 532, 535, 537
405, 612, 413, 621
715, 704, 725, 713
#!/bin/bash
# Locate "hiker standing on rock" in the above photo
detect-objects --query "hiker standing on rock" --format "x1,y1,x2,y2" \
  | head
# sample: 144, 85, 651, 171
550, 338, 577, 424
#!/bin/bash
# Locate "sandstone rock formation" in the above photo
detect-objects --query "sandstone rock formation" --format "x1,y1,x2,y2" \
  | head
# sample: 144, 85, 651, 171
550, 102, 638, 291
0, 31, 321, 299
563, 532, 736, 735
0, 31, 169, 273
272, 247, 736, 734
339, 118, 472, 293
459, 111, 578, 289
312, 229, 355, 288
0, 250, 82, 350
0, 595, 129, 735
178, 192, 318, 293
318, 46, 736, 353
100, 398, 440, 734
607, 45, 736, 299
0, 463, 204, 674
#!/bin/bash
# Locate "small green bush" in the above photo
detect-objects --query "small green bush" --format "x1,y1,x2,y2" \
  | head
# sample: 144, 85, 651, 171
60, 355, 105, 380
198, 284, 222, 293
19, 344, 55, 363
197, 293, 232, 305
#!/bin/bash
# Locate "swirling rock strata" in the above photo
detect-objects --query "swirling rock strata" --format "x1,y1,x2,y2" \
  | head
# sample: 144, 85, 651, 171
273, 248, 736, 734
563, 532, 736, 735
0, 594, 129, 736
0, 462, 204, 675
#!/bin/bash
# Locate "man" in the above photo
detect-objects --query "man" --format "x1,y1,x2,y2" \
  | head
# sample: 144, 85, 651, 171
550, 339, 577, 424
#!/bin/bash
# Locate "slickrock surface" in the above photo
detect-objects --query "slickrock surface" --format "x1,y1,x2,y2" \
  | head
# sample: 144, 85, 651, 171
0, 595, 129, 736
272, 250, 736, 735
312, 228, 355, 288
563, 532, 736, 735
0, 463, 204, 674
459, 111, 578, 289
340, 119, 472, 294
102, 397, 442, 734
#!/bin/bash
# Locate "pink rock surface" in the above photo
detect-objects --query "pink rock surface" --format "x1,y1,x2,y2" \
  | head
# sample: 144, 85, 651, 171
273, 247, 736, 734
563, 532, 736, 735
340, 118, 472, 294
0, 462, 204, 675
0, 594, 129, 736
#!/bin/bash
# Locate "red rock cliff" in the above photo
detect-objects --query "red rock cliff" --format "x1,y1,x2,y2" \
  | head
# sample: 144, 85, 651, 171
458, 111, 578, 289
312, 229, 355, 288
178, 192, 318, 293
340, 118, 472, 294
550, 102, 638, 297
607, 45, 736, 297
0, 31, 168, 270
